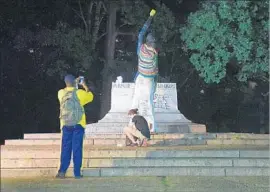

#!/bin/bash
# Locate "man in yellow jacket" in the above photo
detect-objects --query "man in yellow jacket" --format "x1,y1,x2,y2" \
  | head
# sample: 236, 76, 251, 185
56, 74, 94, 179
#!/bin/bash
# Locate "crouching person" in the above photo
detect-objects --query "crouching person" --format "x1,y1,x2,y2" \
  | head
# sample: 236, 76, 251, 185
124, 109, 150, 147
56, 74, 94, 179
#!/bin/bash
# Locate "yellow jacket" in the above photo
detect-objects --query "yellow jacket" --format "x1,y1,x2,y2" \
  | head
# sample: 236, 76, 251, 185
58, 87, 94, 128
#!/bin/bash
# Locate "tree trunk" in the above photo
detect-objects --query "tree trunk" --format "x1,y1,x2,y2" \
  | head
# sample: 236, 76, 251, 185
99, 1, 117, 119
90, 1, 102, 50
0, 48, 4, 88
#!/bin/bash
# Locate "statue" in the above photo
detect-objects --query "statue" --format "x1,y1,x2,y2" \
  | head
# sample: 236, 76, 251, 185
131, 9, 158, 133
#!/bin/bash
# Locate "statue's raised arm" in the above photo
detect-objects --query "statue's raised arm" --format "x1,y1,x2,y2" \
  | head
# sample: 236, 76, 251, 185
137, 9, 156, 55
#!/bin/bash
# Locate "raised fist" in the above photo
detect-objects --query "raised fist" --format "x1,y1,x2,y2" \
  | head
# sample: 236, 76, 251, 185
150, 9, 156, 17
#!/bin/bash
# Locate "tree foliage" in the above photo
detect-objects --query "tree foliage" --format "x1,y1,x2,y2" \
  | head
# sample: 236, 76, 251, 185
12, 0, 179, 78
13, 0, 108, 77
120, 0, 177, 44
180, 0, 269, 83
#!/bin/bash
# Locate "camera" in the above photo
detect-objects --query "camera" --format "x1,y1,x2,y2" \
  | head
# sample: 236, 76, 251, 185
78, 76, 84, 84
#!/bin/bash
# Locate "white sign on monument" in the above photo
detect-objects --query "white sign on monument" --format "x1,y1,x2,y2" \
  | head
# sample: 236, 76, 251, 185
110, 83, 182, 116
86, 82, 190, 130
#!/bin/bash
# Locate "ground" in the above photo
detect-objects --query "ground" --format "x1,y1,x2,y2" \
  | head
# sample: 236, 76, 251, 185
1, 176, 269, 192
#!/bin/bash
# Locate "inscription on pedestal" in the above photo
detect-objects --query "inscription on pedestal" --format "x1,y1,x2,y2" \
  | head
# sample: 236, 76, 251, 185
110, 83, 179, 113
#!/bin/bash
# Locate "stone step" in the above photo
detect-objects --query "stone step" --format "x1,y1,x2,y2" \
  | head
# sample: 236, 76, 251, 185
87, 122, 197, 126
1, 167, 269, 178
207, 139, 269, 145
4, 138, 269, 146
1, 148, 269, 159
1, 157, 269, 169
85, 126, 191, 134
22, 133, 269, 140
85, 124, 206, 134
216, 133, 269, 140
23, 133, 216, 140
4, 138, 209, 146
88, 167, 270, 176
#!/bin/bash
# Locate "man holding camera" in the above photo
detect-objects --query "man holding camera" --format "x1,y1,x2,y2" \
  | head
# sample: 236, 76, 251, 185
56, 74, 94, 179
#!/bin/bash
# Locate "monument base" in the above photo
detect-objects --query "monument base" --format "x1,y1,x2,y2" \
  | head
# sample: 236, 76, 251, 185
86, 83, 202, 135
85, 112, 196, 135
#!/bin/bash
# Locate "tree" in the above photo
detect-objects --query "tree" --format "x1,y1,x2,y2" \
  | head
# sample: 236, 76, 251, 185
11, 0, 181, 118
13, 0, 109, 78
180, 0, 269, 84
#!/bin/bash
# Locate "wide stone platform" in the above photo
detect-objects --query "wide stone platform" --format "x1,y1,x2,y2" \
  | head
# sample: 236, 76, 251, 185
85, 83, 204, 134
1, 133, 269, 178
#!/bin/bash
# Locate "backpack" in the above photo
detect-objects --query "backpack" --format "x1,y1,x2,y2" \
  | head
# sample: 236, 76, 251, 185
59, 90, 84, 126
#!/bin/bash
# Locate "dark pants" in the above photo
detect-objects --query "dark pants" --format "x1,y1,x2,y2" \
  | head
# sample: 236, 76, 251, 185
58, 124, 85, 177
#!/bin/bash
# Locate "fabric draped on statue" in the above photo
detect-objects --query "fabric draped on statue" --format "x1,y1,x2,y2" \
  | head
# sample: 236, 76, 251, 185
131, 74, 157, 131
138, 44, 158, 78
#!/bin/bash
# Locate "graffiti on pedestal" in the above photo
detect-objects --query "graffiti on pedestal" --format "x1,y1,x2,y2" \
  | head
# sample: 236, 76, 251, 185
138, 93, 170, 116
138, 100, 148, 116
153, 94, 170, 110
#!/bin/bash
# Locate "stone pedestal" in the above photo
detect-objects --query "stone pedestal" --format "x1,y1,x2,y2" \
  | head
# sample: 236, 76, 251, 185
85, 83, 192, 135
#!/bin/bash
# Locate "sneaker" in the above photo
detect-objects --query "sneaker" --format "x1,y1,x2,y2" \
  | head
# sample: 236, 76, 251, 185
75, 175, 83, 179
139, 138, 148, 147
129, 143, 138, 147
55, 172, 65, 179
125, 136, 132, 146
